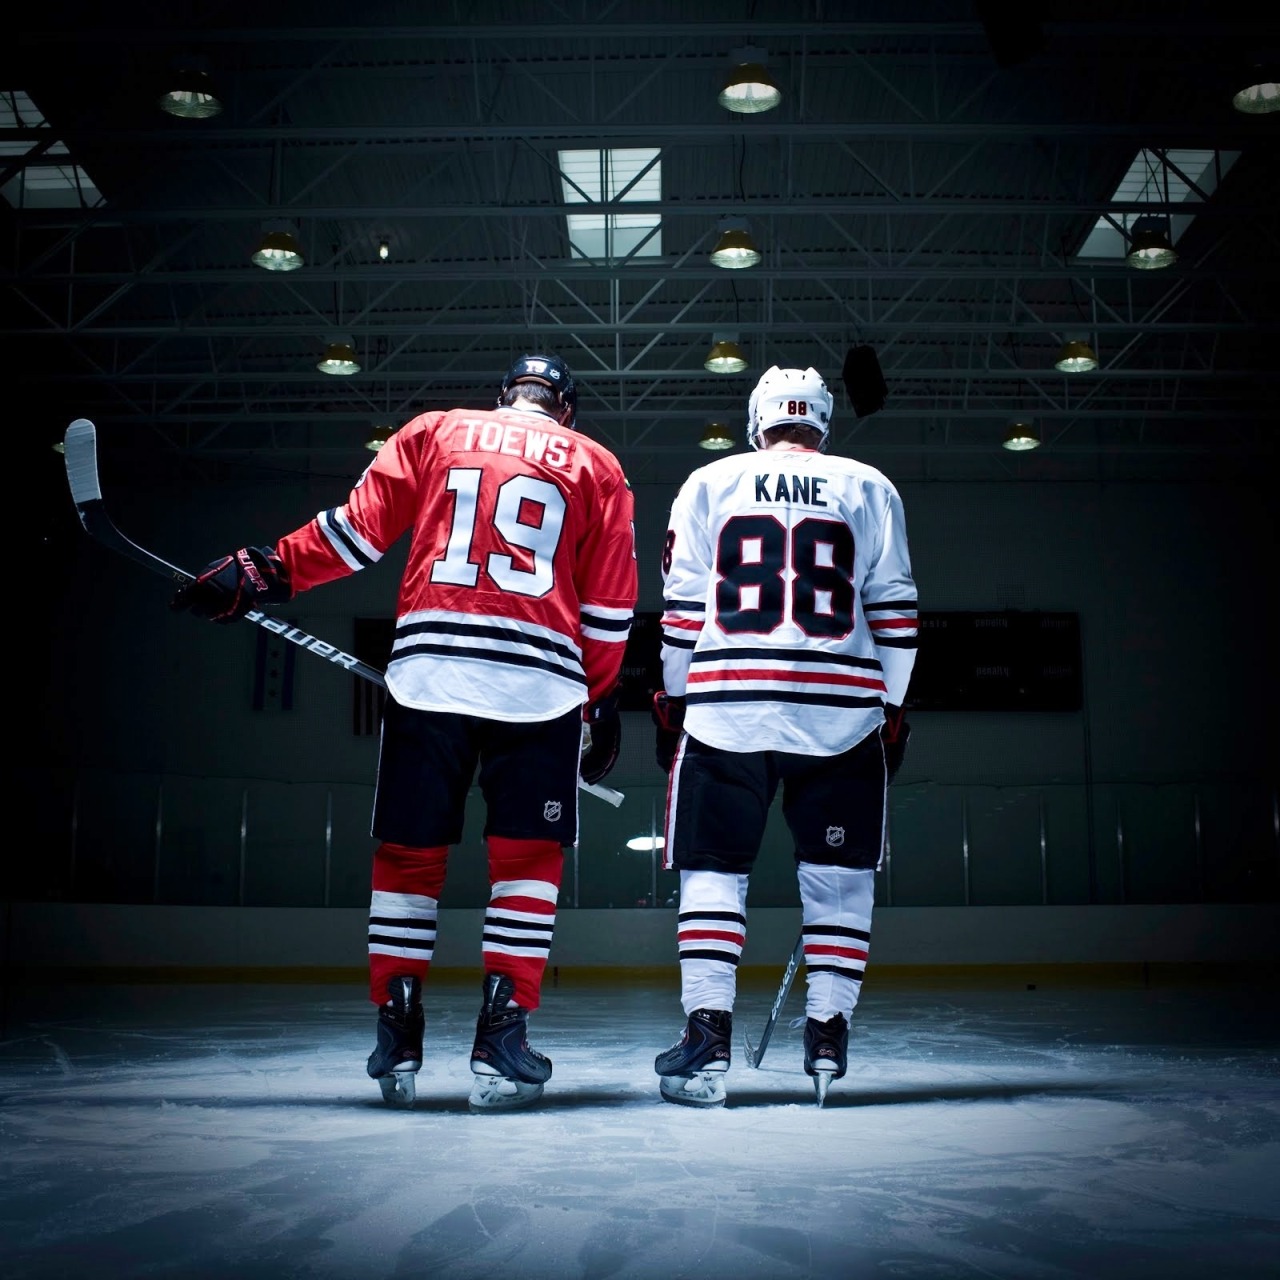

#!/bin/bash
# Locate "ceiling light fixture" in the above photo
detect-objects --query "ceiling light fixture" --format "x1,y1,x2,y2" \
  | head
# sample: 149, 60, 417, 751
1125, 215, 1177, 270
251, 222, 304, 272
317, 336, 360, 376
1002, 420, 1041, 452
709, 217, 762, 269
700, 422, 736, 451
158, 60, 224, 119
704, 337, 748, 374
717, 46, 781, 114
366, 423, 395, 451
1054, 339, 1098, 373
378, 238, 390, 262
1231, 66, 1278, 114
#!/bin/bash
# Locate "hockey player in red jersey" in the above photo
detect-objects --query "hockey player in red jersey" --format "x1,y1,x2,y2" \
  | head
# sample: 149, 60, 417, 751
650, 365, 917, 1108
172, 354, 637, 1112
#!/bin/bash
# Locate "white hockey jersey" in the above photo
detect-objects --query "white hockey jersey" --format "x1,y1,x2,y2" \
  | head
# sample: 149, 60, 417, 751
276, 404, 637, 721
660, 445, 917, 755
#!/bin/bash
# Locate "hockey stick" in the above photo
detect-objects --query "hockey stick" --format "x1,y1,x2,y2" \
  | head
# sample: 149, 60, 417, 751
743, 932, 804, 1068
61, 417, 625, 809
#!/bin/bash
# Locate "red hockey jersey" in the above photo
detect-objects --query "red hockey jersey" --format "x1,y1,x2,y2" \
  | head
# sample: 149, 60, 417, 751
276, 404, 637, 720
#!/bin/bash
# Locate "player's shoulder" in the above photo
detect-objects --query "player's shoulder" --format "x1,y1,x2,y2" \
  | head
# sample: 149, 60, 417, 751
823, 450, 902, 496
572, 426, 621, 460
681, 450, 758, 486
399, 406, 467, 438
573, 429, 631, 482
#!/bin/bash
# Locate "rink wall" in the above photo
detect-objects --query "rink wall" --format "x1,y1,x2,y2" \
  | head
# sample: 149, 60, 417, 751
26, 475, 1278, 918
4, 903, 1277, 981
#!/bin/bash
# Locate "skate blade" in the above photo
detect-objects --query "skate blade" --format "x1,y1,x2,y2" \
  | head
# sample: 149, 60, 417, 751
659, 1071, 727, 1108
378, 1070, 417, 1108
467, 1074, 545, 1113
812, 1068, 834, 1108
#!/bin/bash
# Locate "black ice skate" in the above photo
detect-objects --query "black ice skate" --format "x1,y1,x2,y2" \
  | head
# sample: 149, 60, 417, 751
654, 1008, 732, 1108
366, 974, 425, 1107
468, 973, 552, 1113
803, 1012, 848, 1108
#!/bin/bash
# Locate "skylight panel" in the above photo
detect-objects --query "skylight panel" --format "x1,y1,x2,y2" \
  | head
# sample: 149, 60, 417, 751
0, 90, 102, 209
559, 147, 661, 261
1077, 148, 1238, 260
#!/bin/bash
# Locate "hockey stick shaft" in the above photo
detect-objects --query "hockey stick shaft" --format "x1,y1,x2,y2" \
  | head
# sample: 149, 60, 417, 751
64, 420, 387, 685
744, 932, 804, 1068
62, 417, 625, 809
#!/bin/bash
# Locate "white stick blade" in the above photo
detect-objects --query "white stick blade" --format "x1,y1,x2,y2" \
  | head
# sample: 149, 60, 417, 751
63, 419, 102, 505
579, 780, 625, 807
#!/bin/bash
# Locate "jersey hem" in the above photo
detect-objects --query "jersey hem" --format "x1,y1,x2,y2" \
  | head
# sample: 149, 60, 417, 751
384, 675, 584, 722
686, 719, 880, 757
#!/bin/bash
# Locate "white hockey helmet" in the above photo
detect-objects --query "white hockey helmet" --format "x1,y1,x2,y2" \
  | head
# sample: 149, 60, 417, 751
747, 365, 834, 451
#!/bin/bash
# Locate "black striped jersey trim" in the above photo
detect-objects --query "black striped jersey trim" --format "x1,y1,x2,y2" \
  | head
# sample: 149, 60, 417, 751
689, 689, 882, 709
865, 598, 919, 650
580, 610, 632, 635
689, 647, 883, 671
396, 617, 581, 663
320, 508, 376, 568
393, 639, 588, 682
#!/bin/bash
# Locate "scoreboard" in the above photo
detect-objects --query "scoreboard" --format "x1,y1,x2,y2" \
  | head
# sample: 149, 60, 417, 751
906, 611, 1082, 712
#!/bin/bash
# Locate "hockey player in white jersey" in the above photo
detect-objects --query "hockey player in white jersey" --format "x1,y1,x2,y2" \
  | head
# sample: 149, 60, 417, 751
172, 353, 638, 1113
651, 365, 917, 1107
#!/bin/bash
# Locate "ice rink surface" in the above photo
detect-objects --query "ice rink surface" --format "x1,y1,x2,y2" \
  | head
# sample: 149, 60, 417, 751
1, 970, 1277, 1280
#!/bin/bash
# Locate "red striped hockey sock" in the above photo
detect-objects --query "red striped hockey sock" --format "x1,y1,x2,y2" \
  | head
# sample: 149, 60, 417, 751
483, 836, 563, 1011
367, 842, 448, 1004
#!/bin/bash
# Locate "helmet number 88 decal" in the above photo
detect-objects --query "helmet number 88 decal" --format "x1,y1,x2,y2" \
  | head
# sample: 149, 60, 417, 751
714, 514, 855, 637
786, 400, 811, 417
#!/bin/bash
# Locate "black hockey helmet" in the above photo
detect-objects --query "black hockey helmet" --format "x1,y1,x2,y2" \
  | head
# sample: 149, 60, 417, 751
498, 353, 577, 428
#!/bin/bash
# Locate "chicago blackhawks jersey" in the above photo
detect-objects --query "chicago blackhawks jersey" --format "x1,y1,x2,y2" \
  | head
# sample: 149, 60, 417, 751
660, 445, 917, 756
275, 404, 637, 721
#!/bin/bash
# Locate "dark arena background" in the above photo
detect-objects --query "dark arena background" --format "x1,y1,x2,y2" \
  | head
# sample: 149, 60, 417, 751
5, 3, 1277, 1278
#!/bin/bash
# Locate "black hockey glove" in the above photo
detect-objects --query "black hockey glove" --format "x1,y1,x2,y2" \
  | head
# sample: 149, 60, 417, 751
580, 688, 622, 785
651, 690, 686, 774
171, 545, 292, 625
881, 703, 911, 784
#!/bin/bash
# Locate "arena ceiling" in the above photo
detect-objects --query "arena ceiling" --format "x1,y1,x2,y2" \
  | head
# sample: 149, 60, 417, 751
7, 2, 1278, 487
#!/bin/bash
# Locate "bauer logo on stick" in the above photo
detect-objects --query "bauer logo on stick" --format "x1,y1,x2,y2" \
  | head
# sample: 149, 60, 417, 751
246, 613, 362, 671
